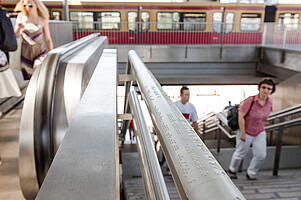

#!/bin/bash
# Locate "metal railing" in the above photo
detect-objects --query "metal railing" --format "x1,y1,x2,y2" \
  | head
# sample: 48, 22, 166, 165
265, 104, 301, 175
19, 34, 109, 199
122, 50, 245, 200
128, 91, 170, 200
72, 22, 301, 48
36, 49, 119, 200
198, 111, 236, 153
262, 23, 301, 49
199, 104, 301, 176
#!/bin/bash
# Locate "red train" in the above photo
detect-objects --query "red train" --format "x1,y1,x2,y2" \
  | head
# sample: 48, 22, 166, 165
2, 1, 301, 45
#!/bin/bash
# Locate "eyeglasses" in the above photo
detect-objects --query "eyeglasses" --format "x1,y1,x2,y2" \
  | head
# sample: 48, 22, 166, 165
23, 3, 34, 8
261, 86, 273, 91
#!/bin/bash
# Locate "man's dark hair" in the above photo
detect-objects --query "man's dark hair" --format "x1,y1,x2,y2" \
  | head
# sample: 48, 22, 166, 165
258, 78, 276, 94
180, 86, 189, 95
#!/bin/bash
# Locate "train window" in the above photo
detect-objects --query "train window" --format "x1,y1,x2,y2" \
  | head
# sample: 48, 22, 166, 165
98, 12, 120, 30
240, 13, 261, 31
70, 12, 94, 29
225, 13, 234, 33
128, 12, 149, 32
128, 12, 137, 32
52, 11, 61, 20
213, 12, 223, 33
278, 13, 299, 30
183, 13, 206, 31
141, 12, 150, 32
157, 12, 180, 30
213, 12, 234, 33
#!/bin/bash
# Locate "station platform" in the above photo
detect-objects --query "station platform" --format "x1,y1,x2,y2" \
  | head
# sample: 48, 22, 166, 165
1, 105, 301, 200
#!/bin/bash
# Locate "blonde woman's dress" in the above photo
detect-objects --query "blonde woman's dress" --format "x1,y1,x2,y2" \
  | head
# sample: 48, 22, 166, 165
21, 23, 47, 80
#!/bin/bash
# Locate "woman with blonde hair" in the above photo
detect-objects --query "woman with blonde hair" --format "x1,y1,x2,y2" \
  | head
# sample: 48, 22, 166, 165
14, 0, 53, 80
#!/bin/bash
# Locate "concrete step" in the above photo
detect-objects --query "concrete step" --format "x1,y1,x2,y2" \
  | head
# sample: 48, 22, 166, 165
204, 139, 235, 149
123, 176, 180, 200
123, 169, 301, 200
232, 169, 301, 200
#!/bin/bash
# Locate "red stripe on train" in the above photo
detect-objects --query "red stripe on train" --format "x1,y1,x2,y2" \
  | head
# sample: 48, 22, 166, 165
73, 31, 263, 45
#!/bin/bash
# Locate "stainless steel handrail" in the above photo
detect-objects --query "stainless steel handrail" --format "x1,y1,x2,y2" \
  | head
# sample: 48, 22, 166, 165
36, 49, 118, 200
19, 33, 108, 199
201, 105, 301, 177
33, 33, 103, 187
268, 107, 301, 121
128, 91, 170, 200
266, 117, 301, 130
197, 112, 215, 122
199, 104, 301, 138
195, 104, 301, 156
125, 50, 245, 200
268, 103, 301, 118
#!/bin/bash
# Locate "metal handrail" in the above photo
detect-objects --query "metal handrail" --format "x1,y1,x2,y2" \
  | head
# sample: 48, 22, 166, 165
198, 104, 301, 177
268, 103, 301, 118
36, 49, 118, 200
19, 33, 107, 199
268, 107, 301, 121
124, 50, 245, 200
266, 117, 301, 130
199, 104, 301, 139
128, 91, 170, 200
197, 112, 215, 122
195, 104, 301, 157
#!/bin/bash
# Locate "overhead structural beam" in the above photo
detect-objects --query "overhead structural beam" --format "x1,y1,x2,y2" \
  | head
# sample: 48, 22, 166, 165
127, 50, 245, 200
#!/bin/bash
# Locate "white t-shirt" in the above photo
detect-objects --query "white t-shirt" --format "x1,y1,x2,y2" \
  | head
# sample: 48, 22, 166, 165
174, 100, 198, 122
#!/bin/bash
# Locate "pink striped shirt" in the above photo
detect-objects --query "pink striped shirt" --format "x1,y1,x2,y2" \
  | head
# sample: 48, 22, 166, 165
238, 94, 272, 137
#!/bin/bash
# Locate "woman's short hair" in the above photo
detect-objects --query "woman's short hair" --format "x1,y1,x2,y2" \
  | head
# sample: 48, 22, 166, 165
258, 78, 276, 94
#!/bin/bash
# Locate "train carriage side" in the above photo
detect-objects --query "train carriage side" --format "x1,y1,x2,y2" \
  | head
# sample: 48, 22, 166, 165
61, 2, 266, 45
0, 1, 280, 46
274, 4, 301, 45
145, 2, 214, 45
224, 3, 265, 45
66, 2, 126, 43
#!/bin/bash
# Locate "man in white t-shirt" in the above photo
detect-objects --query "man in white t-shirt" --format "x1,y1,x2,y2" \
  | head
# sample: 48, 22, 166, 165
174, 86, 200, 137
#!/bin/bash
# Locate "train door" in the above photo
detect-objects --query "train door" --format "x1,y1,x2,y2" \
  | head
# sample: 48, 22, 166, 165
127, 8, 150, 44
212, 10, 234, 44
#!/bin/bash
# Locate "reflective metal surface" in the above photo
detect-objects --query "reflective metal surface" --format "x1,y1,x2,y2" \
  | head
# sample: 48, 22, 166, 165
54, 37, 108, 153
19, 34, 108, 199
126, 50, 245, 200
128, 91, 170, 200
36, 49, 118, 200
19, 65, 41, 200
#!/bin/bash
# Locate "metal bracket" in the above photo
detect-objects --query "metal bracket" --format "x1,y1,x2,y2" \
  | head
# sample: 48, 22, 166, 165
117, 74, 135, 82
118, 113, 132, 120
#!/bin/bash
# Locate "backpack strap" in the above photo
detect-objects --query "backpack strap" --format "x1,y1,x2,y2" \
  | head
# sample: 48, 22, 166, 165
245, 96, 255, 118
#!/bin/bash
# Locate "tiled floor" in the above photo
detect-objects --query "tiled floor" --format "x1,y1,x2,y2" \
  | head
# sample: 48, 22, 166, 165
0, 107, 25, 200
